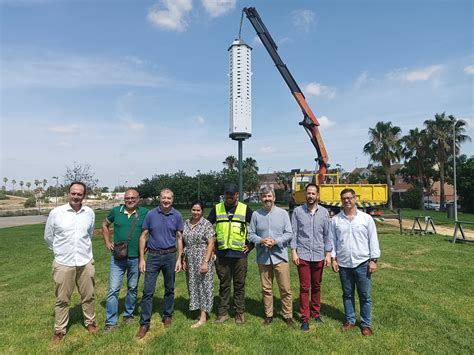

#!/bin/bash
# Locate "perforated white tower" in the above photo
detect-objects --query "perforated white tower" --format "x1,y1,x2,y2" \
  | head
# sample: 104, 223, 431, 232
228, 39, 252, 140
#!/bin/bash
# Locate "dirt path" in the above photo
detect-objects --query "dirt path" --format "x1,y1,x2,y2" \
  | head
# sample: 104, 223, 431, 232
382, 218, 474, 240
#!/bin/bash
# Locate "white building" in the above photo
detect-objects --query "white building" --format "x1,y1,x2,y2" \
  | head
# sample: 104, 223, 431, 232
228, 39, 252, 140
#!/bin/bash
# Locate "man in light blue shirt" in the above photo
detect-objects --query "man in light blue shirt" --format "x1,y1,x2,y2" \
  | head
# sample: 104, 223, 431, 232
248, 186, 295, 328
330, 188, 381, 337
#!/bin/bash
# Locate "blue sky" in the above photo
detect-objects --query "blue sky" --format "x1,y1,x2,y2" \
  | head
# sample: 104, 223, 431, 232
1, 0, 473, 188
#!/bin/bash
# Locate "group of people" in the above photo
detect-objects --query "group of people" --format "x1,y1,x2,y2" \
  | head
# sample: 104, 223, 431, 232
44, 181, 380, 344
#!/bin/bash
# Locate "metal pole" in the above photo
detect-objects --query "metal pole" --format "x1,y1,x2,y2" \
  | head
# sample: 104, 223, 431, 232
453, 121, 458, 221
238, 139, 243, 201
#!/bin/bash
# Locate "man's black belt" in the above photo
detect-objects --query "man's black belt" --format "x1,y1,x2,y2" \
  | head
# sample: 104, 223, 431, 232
148, 247, 177, 255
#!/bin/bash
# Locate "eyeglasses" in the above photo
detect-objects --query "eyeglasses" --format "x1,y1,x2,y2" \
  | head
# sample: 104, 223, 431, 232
341, 196, 355, 201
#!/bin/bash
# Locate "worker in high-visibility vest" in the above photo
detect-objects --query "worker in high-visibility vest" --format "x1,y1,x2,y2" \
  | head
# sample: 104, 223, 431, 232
207, 183, 253, 325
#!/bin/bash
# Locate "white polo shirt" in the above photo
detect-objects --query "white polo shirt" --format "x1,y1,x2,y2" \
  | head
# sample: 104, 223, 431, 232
44, 203, 95, 267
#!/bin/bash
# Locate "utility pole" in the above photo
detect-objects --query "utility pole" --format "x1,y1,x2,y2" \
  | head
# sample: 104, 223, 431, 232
453, 120, 458, 221
52, 176, 59, 207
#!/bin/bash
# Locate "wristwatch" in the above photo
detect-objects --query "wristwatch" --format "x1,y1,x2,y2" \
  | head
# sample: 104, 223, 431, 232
370, 258, 378, 264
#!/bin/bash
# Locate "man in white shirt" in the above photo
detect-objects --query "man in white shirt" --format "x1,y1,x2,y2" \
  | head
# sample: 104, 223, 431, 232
330, 188, 381, 337
44, 182, 98, 344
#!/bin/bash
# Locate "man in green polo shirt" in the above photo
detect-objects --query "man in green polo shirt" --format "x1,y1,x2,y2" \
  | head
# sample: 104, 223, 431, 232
102, 188, 148, 332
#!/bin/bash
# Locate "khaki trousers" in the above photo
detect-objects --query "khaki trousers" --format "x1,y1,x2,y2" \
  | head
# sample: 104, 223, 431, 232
52, 260, 96, 334
258, 262, 293, 319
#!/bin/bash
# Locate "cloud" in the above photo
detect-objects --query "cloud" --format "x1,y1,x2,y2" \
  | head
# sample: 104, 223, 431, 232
291, 9, 315, 32
303, 82, 336, 99
56, 141, 73, 148
354, 71, 369, 90
49, 124, 79, 134
1, 50, 167, 89
195, 115, 206, 125
260, 146, 275, 153
278, 37, 292, 45
121, 118, 145, 132
464, 65, 474, 74
386, 65, 443, 82
252, 35, 262, 46
147, 0, 192, 32
202, 0, 236, 17
317, 116, 335, 130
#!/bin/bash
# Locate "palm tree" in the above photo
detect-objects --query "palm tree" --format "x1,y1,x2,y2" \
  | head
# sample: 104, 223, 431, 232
243, 157, 259, 173
11, 179, 16, 191
3, 177, 8, 190
26, 182, 31, 191
34, 179, 40, 188
402, 128, 434, 209
222, 155, 238, 171
424, 113, 470, 210
363, 121, 402, 210
19, 180, 24, 192
42, 179, 47, 188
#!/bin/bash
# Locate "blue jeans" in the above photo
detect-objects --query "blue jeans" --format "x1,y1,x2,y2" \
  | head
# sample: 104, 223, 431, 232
105, 256, 140, 326
140, 252, 176, 327
339, 260, 372, 328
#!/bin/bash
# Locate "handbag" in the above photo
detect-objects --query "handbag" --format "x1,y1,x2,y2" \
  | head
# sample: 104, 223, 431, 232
113, 211, 139, 260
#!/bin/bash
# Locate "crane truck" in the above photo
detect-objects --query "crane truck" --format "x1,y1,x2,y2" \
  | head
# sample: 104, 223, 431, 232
241, 7, 387, 212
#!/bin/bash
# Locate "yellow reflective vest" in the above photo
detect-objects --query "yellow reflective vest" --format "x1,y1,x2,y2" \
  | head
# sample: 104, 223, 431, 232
214, 202, 248, 251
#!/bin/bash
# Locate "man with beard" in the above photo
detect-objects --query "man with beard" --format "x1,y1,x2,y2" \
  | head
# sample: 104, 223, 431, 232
207, 183, 253, 324
330, 188, 380, 337
291, 183, 331, 331
248, 186, 295, 328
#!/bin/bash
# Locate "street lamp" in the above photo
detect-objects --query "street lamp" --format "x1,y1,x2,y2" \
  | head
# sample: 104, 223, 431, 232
197, 170, 201, 200
453, 120, 458, 221
52, 176, 59, 207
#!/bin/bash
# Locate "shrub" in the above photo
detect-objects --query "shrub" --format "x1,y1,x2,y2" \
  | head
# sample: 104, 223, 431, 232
24, 197, 36, 208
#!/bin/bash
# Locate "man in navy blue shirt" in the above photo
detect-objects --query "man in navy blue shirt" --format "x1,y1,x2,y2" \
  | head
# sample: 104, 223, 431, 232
136, 188, 184, 339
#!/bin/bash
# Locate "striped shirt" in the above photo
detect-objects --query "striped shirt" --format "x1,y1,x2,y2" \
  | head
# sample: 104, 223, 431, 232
290, 204, 332, 262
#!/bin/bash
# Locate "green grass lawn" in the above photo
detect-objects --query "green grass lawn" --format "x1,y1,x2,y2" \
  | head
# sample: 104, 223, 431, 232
0, 216, 473, 353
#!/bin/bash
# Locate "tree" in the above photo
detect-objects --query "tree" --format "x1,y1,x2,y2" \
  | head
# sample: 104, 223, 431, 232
19, 180, 24, 192
457, 156, 474, 213
42, 179, 47, 188
3, 177, 7, 190
26, 182, 31, 191
363, 121, 402, 210
401, 128, 436, 209
275, 171, 292, 192
11, 179, 16, 191
242, 157, 260, 198
424, 113, 470, 210
222, 155, 238, 171
64, 162, 99, 191
34, 179, 40, 188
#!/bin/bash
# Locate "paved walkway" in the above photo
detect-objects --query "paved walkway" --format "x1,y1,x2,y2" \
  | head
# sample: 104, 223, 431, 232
0, 215, 48, 229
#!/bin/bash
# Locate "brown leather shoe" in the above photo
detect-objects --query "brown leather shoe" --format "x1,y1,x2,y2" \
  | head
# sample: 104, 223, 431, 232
342, 322, 355, 331
285, 318, 296, 329
51, 332, 64, 345
262, 316, 273, 325
86, 323, 99, 333
136, 325, 149, 339
235, 313, 245, 325
361, 327, 373, 336
163, 318, 172, 328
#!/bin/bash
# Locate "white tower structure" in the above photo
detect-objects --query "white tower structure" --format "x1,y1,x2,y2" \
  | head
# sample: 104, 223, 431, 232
228, 38, 252, 140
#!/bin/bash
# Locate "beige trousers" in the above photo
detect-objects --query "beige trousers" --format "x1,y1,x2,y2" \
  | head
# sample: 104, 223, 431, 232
52, 260, 96, 334
258, 262, 293, 319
